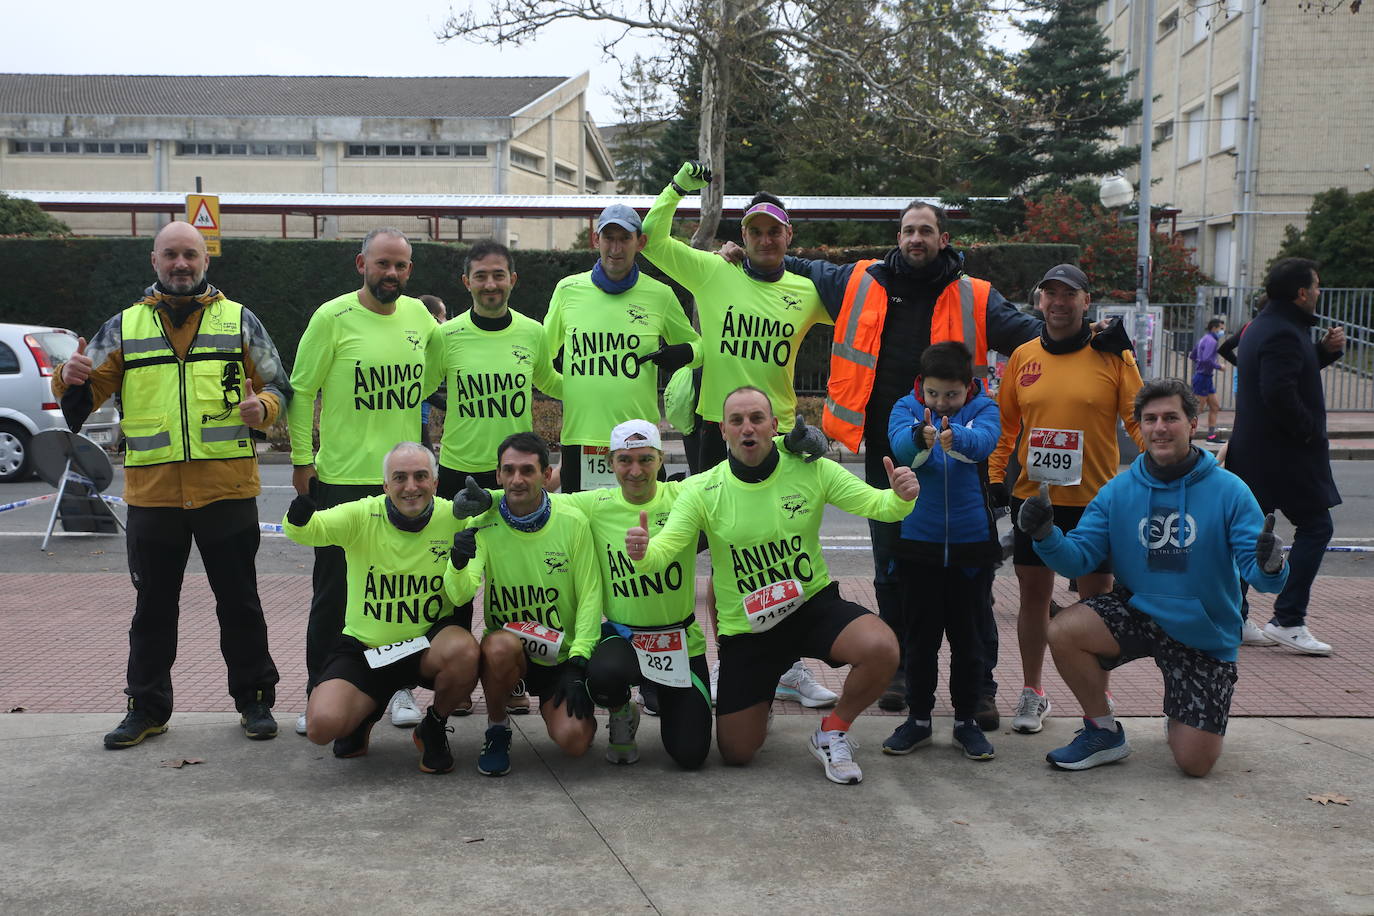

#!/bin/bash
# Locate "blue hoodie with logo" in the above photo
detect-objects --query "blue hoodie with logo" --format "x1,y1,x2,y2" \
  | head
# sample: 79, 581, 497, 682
1032, 447, 1287, 660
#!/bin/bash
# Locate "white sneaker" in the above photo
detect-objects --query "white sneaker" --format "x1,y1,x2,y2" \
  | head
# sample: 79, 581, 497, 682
809, 727, 862, 784
387, 688, 423, 728
1262, 623, 1332, 656
776, 661, 839, 708
709, 659, 720, 707
1242, 619, 1275, 646
1011, 687, 1051, 733
295, 713, 308, 736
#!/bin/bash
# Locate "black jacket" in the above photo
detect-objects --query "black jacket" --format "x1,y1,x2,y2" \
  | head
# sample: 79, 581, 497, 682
1226, 298, 1342, 509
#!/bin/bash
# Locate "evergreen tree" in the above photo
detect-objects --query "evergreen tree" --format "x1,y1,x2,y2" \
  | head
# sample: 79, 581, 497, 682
607, 59, 670, 195
1273, 187, 1374, 289
0, 192, 69, 235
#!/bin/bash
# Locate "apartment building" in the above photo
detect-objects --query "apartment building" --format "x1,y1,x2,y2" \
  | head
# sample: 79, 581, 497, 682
0, 73, 615, 248
1100, 0, 1372, 290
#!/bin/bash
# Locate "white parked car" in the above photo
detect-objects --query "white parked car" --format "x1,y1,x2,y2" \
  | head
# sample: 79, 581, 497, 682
0, 322, 121, 482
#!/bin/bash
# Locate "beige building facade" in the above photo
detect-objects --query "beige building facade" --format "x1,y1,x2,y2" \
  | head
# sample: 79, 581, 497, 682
1099, 0, 1373, 290
0, 74, 614, 249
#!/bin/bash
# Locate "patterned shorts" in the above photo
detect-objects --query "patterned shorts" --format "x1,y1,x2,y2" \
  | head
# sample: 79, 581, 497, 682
1084, 585, 1238, 735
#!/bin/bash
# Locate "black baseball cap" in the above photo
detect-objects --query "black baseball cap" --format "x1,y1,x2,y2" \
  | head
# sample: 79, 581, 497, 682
1038, 264, 1090, 290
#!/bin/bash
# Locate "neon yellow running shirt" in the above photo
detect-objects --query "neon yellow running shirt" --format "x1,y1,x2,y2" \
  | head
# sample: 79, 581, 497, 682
640, 186, 830, 429
288, 293, 438, 484
638, 444, 913, 636
543, 270, 700, 447
559, 482, 705, 656
444, 499, 601, 661
283, 495, 460, 647
432, 308, 562, 473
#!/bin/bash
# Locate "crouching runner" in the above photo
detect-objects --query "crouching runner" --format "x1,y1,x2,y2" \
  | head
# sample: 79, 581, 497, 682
627, 387, 918, 784
1020, 378, 1289, 776
283, 442, 480, 774
444, 432, 609, 777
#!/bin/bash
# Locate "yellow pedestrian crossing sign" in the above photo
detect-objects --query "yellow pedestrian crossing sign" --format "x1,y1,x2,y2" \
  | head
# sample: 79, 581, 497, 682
185, 194, 221, 256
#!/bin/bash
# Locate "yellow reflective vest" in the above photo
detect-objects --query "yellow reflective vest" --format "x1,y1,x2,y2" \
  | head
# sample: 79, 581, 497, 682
120, 299, 256, 467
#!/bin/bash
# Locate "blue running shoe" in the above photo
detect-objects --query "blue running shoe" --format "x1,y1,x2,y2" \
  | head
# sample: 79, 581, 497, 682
953, 720, 996, 760
478, 723, 513, 777
882, 718, 933, 755
1046, 720, 1131, 770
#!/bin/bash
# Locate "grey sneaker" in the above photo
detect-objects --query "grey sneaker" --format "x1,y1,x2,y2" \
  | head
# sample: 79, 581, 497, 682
776, 661, 838, 708
809, 728, 862, 784
606, 702, 641, 765
1011, 687, 1051, 734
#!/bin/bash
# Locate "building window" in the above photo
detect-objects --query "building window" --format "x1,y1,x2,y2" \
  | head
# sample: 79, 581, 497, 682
176, 141, 315, 157
1216, 89, 1239, 150
1179, 228, 1200, 266
1185, 106, 1205, 162
1154, 120, 1175, 143
1226, 0, 1243, 18
11, 139, 148, 155
1212, 224, 1233, 285
1158, 9, 1178, 38
584, 176, 601, 194
510, 149, 544, 173
1190, 0, 1209, 42
554, 164, 576, 184
344, 143, 487, 159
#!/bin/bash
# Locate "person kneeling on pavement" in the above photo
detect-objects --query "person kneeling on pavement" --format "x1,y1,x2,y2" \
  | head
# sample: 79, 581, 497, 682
445, 432, 623, 777
1019, 378, 1289, 776
626, 387, 916, 785
283, 442, 480, 774
882, 342, 1001, 762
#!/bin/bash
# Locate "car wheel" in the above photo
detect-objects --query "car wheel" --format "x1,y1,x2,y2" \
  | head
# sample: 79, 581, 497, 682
0, 422, 34, 483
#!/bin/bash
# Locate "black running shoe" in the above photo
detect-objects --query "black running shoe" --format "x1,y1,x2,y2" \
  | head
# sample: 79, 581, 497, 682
239, 696, 278, 740
413, 706, 455, 774
103, 702, 167, 750
333, 713, 380, 758
975, 695, 1000, 732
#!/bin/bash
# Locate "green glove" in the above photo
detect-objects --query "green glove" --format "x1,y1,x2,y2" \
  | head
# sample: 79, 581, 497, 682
671, 160, 713, 194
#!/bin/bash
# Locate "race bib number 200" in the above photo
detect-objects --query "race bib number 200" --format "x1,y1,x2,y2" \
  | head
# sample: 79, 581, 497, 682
1027, 427, 1084, 486
743, 579, 804, 634
503, 621, 565, 666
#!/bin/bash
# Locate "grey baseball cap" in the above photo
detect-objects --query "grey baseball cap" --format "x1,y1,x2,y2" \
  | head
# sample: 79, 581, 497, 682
1038, 263, 1090, 290
596, 204, 643, 233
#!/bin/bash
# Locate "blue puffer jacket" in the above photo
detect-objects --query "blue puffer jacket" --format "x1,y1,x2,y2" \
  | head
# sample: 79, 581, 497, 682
888, 382, 1001, 567
1033, 448, 1288, 660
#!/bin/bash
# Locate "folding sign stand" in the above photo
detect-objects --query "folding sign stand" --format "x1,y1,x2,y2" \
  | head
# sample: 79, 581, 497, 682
29, 429, 125, 551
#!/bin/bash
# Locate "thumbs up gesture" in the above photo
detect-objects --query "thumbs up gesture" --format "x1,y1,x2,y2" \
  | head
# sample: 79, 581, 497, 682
1017, 482, 1055, 542
61, 336, 93, 386
918, 408, 937, 450
1256, 512, 1286, 574
938, 415, 954, 452
239, 377, 265, 427
884, 455, 920, 501
626, 510, 650, 562
452, 475, 493, 519
782, 411, 828, 463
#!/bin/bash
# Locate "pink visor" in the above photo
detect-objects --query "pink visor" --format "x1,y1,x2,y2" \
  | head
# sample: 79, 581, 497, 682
741, 202, 790, 227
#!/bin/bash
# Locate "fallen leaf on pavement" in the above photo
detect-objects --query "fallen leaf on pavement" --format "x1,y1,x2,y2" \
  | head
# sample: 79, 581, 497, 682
1306, 793, 1351, 806
8, 706, 25, 713
952, 820, 968, 826
160, 757, 205, 769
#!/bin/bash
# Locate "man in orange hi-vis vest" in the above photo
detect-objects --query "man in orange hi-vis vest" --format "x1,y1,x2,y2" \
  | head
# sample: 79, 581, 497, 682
778, 202, 1043, 729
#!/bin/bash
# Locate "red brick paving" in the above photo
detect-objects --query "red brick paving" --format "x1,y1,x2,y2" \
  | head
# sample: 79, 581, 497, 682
2, 573, 1370, 718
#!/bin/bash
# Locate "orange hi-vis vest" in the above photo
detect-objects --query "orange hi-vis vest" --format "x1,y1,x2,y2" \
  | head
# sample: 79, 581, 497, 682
823, 259, 992, 452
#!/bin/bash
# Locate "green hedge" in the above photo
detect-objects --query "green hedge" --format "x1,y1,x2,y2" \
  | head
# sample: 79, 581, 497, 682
0, 237, 1075, 390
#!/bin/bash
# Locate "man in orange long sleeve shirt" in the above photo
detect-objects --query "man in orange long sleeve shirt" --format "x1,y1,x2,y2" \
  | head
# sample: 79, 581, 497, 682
988, 264, 1143, 735
53, 221, 291, 749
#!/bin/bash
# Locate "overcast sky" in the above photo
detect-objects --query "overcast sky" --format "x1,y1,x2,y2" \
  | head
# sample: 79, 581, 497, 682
8, 1, 1030, 126
6, 0, 659, 124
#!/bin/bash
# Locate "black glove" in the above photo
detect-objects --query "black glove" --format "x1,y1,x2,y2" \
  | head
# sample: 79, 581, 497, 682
450, 527, 478, 570
666, 471, 686, 483
286, 494, 317, 527
551, 656, 594, 720
452, 476, 493, 519
987, 480, 1010, 509
638, 342, 694, 374
670, 160, 712, 194
1090, 316, 1136, 359
1256, 512, 1286, 575
782, 411, 828, 463
1016, 482, 1055, 542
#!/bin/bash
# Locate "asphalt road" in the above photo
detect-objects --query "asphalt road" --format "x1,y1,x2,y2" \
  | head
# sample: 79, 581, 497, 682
3, 459, 1372, 577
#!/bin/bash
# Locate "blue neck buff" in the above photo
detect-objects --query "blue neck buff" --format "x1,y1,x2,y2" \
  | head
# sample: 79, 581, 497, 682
591, 261, 639, 295
499, 491, 552, 533
743, 258, 785, 282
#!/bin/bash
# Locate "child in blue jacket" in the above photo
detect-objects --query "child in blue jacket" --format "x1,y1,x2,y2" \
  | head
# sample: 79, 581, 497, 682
883, 342, 1002, 761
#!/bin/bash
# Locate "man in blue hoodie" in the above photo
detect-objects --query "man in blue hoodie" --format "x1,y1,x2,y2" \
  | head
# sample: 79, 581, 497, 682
1019, 378, 1288, 777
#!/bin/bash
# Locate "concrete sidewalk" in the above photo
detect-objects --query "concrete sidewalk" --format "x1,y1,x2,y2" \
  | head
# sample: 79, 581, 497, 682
1, 712, 1371, 914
